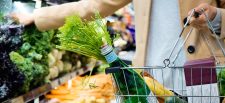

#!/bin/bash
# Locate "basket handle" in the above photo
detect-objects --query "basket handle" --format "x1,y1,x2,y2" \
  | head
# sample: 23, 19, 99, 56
200, 8, 225, 57
163, 9, 196, 67
164, 8, 225, 67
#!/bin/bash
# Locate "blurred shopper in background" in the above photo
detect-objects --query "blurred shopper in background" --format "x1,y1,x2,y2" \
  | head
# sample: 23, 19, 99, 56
11, 0, 225, 95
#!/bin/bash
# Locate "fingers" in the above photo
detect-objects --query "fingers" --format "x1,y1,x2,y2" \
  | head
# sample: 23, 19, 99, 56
187, 3, 212, 29
9, 13, 20, 23
194, 3, 209, 13
188, 3, 209, 18
189, 14, 208, 29
9, 12, 34, 25
189, 17, 207, 29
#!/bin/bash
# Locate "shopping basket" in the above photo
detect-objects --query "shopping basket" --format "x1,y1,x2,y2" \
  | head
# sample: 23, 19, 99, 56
106, 65, 225, 103
105, 8, 225, 103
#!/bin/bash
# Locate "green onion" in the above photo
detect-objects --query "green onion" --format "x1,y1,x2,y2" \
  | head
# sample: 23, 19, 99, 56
57, 13, 112, 62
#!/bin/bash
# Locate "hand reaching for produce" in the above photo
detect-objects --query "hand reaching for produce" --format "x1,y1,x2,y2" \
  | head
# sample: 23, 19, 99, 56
10, 12, 34, 25
188, 3, 217, 29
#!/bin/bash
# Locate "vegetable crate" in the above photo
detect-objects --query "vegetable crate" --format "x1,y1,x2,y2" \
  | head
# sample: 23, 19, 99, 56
106, 63, 225, 103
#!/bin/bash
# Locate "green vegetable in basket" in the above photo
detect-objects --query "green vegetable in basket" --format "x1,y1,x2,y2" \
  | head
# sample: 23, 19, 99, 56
57, 13, 155, 103
165, 97, 187, 103
9, 51, 33, 92
217, 68, 225, 96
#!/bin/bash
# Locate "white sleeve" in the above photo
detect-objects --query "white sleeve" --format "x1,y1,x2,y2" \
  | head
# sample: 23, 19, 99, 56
211, 8, 221, 35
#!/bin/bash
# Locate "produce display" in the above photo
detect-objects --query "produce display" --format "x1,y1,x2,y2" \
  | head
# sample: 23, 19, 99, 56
47, 49, 95, 80
0, 22, 95, 102
47, 49, 65, 79
46, 74, 114, 103
9, 25, 54, 93
61, 51, 92, 73
0, 23, 57, 101
0, 24, 25, 101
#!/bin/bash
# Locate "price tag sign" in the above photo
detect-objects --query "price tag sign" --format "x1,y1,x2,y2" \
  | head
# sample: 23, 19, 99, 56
59, 75, 70, 84
11, 96, 24, 103
34, 98, 39, 103
35, 0, 42, 8
71, 72, 76, 77
51, 80, 59, 88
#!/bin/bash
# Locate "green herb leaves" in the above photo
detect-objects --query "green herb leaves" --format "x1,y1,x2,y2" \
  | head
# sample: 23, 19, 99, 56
57, 13, 112, 62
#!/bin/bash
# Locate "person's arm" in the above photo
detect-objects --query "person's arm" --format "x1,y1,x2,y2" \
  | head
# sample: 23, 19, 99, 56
13, 0, 131, 31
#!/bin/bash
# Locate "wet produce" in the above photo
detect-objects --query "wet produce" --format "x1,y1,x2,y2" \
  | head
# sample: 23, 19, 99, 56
0, 24, 25, 101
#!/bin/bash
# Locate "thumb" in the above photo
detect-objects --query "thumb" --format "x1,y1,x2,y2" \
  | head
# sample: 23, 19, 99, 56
9, 13, 20, 23
189, 17, 196, 24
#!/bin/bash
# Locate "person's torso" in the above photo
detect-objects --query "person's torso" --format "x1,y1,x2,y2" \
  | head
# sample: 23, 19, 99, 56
146, 0, 185, 66
145, 0, 186, 93
132, 0, 224, 66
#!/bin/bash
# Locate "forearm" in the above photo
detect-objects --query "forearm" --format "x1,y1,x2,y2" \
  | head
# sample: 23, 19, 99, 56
33, 0, 131, 31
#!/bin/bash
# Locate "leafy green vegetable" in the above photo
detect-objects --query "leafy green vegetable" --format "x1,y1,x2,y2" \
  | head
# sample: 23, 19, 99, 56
57, 13, 111, 61
9, 25, 54, 92
9, 51, 33, 92
97, 63, 109, 73
0, 24, 25, 101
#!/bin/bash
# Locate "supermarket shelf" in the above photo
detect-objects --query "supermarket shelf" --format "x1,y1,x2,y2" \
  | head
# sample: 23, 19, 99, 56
3, 68, 91, 103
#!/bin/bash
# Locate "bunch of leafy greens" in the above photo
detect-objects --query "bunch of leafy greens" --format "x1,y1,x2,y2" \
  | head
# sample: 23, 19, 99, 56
9, 24, 54, 93
57, 13, 111, 62
57, 14, 154, 103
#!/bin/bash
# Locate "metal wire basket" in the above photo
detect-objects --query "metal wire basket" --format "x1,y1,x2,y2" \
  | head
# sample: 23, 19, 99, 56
106, 65, 225, 103
105, 8, 225, 103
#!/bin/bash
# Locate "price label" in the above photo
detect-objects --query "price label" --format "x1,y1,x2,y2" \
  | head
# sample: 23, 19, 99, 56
35, 0, 42, 8
51, 80, 59, 88
11, 96, 24, 103
71, 72, 76, 77
34, 98, 39, 103
60, 75, 71, 83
